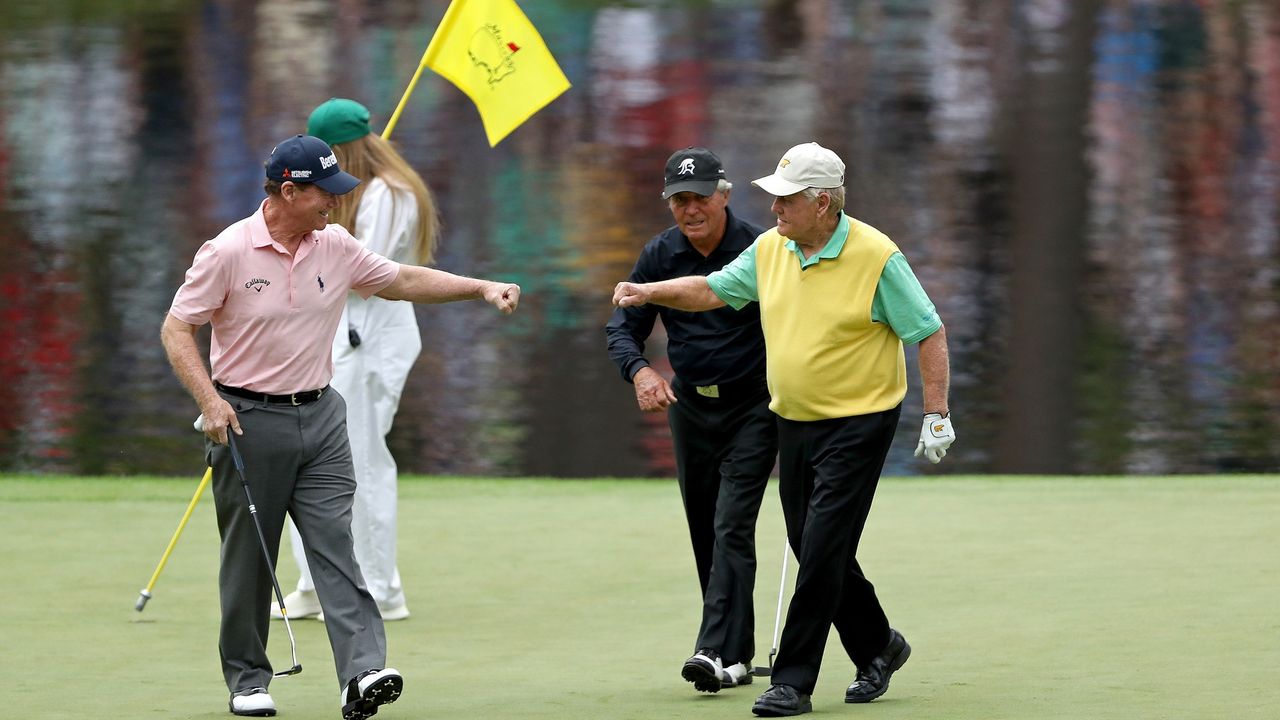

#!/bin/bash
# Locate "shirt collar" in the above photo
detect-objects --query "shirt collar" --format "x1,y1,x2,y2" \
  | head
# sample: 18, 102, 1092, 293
784, 212, 850, 267
252, 198, 320, 251
249, 200, 275, 248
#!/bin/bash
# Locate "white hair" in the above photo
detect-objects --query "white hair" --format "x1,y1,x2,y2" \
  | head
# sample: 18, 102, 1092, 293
801, 185, 845, 214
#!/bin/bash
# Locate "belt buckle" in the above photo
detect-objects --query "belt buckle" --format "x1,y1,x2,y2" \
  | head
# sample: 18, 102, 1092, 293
696, 384, 720, 398
292, 387, 323, 405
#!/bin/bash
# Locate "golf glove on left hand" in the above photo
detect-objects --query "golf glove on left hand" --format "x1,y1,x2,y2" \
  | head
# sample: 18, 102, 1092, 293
915, 412, 955, 464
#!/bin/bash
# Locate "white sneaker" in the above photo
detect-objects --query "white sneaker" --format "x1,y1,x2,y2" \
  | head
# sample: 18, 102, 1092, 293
379, 603, 411, 621
722, 662, 753, 688
340, 668, 403, 720
229, 688, 276, 717
271, 590, 322, 620
316, 602, 409, 623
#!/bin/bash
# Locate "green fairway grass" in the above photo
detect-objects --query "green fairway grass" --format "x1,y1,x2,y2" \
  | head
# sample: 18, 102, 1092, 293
2, 474, 1277, 719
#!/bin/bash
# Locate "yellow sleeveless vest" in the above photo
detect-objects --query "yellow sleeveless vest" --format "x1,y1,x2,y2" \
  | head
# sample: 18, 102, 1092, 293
756, 219, 907, 421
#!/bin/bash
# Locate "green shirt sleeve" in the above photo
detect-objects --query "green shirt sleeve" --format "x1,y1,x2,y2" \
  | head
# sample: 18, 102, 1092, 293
706, 240, 759, 310
871, 252, 941, 345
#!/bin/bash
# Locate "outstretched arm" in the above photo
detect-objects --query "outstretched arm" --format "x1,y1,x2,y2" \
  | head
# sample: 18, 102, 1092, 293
612, 276, 725, 312
378, 264, 520, 314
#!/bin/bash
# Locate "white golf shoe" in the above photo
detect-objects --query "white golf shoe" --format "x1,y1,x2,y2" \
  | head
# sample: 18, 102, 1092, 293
316, 601, 410, 623
229, 687, 276, 717
340, 667, 403, 720
722, 662, 754, 688
271, 589, 322, 620
378, 602, 411, 621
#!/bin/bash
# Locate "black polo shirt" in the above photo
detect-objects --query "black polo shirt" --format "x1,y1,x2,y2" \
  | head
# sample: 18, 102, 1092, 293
606, 206, 767, 388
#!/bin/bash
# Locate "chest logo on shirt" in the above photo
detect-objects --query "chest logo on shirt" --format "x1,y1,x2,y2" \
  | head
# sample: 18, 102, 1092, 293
317, 275, 325, 292
245, 278, 271, 292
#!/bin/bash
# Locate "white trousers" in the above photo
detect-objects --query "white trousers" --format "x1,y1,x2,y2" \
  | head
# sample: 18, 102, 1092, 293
289, 306, 421, 609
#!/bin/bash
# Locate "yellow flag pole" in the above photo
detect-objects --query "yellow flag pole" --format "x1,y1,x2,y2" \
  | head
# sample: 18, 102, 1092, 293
135, 466, 213, 611
381, 63, 428, 140
380, 0, 463, 140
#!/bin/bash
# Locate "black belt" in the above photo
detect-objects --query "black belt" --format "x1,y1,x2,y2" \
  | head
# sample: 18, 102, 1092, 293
216, 383, 328, 406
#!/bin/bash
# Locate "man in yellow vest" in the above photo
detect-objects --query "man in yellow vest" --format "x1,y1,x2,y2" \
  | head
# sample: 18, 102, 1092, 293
612, 142, 955, 717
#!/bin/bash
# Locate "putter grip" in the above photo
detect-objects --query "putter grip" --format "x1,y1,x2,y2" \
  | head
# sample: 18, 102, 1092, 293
227, 434, 245, 473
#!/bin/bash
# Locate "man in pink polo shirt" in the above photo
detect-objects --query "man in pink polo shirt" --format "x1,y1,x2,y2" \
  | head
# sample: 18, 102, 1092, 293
161, 134, 519, 720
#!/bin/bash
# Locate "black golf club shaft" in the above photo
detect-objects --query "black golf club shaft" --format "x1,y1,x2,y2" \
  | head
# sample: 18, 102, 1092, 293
226, 432, 303, 676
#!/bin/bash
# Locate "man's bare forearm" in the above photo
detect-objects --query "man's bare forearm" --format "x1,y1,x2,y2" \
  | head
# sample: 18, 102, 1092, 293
918, 324, 950, 415
614, 276, 725, 312
160, 314, 219, 411
378, 265, 497, 303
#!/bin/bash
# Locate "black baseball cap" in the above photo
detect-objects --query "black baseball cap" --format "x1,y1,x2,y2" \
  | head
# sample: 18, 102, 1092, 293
662, 147, 726, 199
264, 134, 360, 195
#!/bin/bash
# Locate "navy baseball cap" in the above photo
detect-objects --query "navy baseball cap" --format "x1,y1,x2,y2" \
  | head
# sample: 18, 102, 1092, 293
264, 134, 360, 195
662, 147, 726, 199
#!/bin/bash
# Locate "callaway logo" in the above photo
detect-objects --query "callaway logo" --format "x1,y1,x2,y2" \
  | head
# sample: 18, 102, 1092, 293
282, 168, 312, 179
678, 158, 696, 175
319, 153, 337, 169
245, 278, 271, 292
469, 24, 519, 87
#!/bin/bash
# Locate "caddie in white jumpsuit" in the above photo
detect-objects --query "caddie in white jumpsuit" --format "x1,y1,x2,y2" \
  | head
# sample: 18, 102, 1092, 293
280, 98, 435, 621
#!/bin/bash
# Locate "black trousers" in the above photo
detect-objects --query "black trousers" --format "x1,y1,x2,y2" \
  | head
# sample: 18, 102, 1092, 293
667, 377, 778, 665
770, 405, 901, 694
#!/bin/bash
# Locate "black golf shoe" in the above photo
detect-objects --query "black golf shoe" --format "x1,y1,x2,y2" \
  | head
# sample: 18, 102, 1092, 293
340, 668, 403, 720
845, 628, 911, 703
681, 648, 724, 693
751, 684, 812, 716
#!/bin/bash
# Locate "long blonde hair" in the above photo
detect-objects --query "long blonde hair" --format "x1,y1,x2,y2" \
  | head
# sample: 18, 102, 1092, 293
330, 134, 439, 265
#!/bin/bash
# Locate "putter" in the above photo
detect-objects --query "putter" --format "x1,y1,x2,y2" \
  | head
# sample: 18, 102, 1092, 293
226, 432, 303, 677
752, 538, 790, 677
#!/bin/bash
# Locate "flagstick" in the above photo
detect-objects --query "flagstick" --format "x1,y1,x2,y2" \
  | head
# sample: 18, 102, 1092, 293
381, 63, 427, 140
380, 0, 462, 140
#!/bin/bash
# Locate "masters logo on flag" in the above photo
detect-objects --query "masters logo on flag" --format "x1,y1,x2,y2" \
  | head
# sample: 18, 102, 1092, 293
424, 0, 571, 146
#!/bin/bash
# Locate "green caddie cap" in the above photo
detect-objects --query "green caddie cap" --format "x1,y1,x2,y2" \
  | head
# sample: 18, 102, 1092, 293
306, 98, 371, 146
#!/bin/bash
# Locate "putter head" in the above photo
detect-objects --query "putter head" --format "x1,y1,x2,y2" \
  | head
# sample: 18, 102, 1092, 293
751, 665, 772, 677
273, 664, 303, 678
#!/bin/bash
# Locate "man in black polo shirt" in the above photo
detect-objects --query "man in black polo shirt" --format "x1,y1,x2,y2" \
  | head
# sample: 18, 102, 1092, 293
606, 147, 777, 694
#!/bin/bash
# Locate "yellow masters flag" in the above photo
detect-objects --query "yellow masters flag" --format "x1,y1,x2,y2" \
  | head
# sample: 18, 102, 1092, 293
423, 0, 571, 146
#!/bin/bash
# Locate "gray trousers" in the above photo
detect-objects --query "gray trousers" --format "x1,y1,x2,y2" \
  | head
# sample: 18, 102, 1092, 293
207, 388, 386, 693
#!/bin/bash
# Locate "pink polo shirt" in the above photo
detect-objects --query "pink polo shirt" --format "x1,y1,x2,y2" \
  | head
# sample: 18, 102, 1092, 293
169, 200, 400, 394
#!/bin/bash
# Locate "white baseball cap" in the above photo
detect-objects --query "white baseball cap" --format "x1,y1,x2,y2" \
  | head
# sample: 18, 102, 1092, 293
751, 142, 845, 196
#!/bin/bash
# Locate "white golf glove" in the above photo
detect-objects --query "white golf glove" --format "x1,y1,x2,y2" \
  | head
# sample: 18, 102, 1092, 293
914, 412, 955, 464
